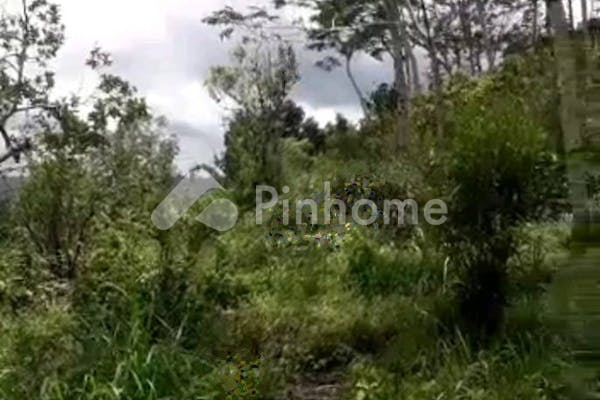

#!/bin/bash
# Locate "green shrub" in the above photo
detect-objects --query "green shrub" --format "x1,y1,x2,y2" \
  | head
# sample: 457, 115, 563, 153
508, 223, 570, 298
443, 95, 567, 340
347, 243, 442, 298
0, 307, 77, 399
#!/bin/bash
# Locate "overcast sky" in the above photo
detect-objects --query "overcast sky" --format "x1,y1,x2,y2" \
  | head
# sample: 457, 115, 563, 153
4, 0, 586, 172
38, 0, 392, 172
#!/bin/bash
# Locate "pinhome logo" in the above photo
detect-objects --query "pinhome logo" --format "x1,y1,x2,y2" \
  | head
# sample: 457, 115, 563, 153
151, 173, 239, 232
152, 176, 448, 232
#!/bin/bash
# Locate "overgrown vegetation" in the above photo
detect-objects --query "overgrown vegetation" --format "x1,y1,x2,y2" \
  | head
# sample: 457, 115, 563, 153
0, 0, 590, 399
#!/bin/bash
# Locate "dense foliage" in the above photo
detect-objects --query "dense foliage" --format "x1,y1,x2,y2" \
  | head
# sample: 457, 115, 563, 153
0, 1, 588, 399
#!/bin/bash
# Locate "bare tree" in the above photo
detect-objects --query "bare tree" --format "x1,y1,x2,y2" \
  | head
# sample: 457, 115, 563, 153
548, 0, 579, 151
532, 0, 540, 44
582, 0, 589, 30
568, 0, 574, 30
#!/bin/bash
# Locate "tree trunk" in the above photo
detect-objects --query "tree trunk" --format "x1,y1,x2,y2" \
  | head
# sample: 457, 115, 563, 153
533, 0, 539, 45
568, 0, 574, 30
545, 0, 553, 35
458, 1, 477, 74
476, 0, 496, 70
383, 0, 411, 149
419, 0, 444, 140
404, 49, 413, 99
406, 42, 422, 95
548, 0, 581, 152
345, 53, 368, 116
582, 0, 589, 31
392, 53, 410, 149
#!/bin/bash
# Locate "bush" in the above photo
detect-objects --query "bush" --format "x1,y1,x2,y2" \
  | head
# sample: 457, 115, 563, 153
0, 307, 77, 399
443, 96, 567, 340
347, 242, 443, 298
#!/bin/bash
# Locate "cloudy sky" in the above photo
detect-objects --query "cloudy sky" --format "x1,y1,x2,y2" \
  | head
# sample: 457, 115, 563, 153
6, 0, 584, 172
39, 0, 391, 172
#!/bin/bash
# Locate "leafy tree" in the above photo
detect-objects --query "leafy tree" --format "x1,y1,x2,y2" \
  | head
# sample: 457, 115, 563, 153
206, 1, 413, 148
442, 93, 566, 340
13, 46, 176, 283
0, 0, 64, 164
278, 99, 326, 152
206, 42, 299, 200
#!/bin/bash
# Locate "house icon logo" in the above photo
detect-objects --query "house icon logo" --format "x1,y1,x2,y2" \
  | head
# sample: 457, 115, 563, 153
151, 172, 238, 232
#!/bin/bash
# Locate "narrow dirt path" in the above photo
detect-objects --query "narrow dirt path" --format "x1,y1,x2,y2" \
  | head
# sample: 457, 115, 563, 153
281, 371, 348, 400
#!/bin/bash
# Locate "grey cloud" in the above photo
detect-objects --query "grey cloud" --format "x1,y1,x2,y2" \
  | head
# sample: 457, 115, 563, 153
52, 1, 399, 170
293, 50, 392, 109
169, 120, 223, 147
168, 120, 224, 170
106, 14, 390, 112
109, 19, 230, 91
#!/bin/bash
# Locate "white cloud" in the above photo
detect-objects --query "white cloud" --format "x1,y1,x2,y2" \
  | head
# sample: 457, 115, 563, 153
145, 81, 223, 128
1, 0, 368, 171
59, 0, 169, 49
1, 0, 587, 173
296, 102, 362, 126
